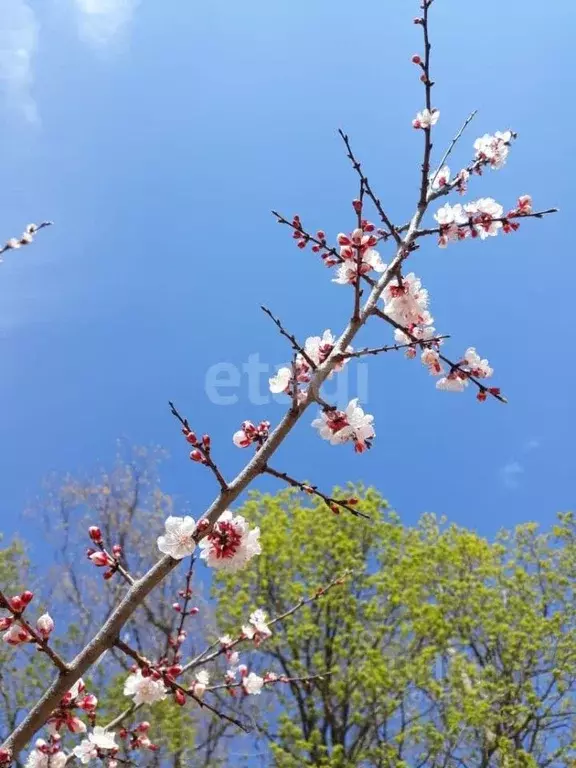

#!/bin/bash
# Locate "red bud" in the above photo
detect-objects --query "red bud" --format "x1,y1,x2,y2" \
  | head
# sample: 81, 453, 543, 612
21, 591, 34, 606
189, 449, 203, 462
9, 596, 23, 612
88, 526, 102, 544
411, 54, 421, 64
174, 689, 186, 706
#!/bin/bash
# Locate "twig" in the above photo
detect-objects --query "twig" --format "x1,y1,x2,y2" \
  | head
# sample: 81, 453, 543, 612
429, 110, 478, 192
335, 335, 449, 360
170, 556, 196, 663
272, 211, 343, 265
262, 466, 370, 520
261, 306, 317, 370
338, 130, 403, 247
208, 672, 331, 693
168, 402, 229, 492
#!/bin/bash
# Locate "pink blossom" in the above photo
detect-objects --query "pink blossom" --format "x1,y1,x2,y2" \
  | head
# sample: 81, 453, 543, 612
312, 399, 375, 453
199, 511, 261, 572
3, 622, 31, 646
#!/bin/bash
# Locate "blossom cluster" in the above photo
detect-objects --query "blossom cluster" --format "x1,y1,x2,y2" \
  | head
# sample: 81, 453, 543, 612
434, 194, 534, 247
333, 224, 386, 285
268, 329, 352, 405
157, 511, 261, 572
1, 590, 54, 648
233, 419, 270, 448
312, 399, 375, 453
2, 224, 39, 257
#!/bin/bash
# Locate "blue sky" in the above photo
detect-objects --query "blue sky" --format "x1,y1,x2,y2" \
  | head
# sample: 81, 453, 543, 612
0, 0, 573, 555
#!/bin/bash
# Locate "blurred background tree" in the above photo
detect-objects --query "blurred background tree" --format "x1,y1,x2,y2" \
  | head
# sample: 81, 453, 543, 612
2, 452, 576, 767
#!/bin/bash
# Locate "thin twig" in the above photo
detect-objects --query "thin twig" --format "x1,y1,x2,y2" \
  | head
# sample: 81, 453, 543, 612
262, 466, 370, 520
353, 180, 366, 322
335, 335, 449, 360
168, 402, 229, 491
261, 306, 317, 370
338, 130, 403, 247
429, 110, 477, 192
418, 0, 434, 207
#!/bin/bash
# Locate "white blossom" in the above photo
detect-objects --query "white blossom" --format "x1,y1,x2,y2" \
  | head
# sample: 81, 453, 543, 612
430, 165, 450, 190
157, 516, 197, 560
436, 375, 467, 393
25, 751, 67, 768
243, 672, 264, 695
123, 669, 167, 706
193, 669, 210, 697
473, 130, 512, 170
269, 367, 293, 394
413, 108, 439, 129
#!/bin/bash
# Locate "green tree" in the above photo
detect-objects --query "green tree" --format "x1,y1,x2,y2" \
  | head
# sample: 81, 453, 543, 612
213, 487, 576, 768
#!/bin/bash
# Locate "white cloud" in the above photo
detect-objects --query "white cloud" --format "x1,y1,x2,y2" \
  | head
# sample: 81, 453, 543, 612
0, 0, 39, 122
500, 460, 524, 490
73, 0, 140, 47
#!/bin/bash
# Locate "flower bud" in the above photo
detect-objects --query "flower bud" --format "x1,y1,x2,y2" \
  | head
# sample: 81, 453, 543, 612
21, 591, 34, 606
411, 54, 421, 64
352, 199, 363, 214
185, 431, 197, 445
189, 606, 199, 615
88, 526, 102, 544
0, 617, 12, 631
78, 694, 98, 712
136, 721, 150, 733
36, 613, 55, 639
9, 596, 23, 612
112, 545, 122, 558
174, 689, 186, 706
201, 434, 211, 450
189, 449, 203, 463
172, 603, 181, 612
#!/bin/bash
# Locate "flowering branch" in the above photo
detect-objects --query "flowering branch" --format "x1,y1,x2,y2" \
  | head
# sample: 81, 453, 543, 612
262, 466, 370, 520
0, 221, 52, 258
335, 335, 449, 360
416, 207, 559, 238
114, 639, 250, 732
373, 307, 506, 402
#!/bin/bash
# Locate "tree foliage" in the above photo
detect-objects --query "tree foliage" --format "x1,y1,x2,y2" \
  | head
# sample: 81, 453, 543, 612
214, 487, 576, 767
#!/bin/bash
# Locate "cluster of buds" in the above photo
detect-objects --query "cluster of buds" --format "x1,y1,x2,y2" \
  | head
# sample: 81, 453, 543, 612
333, 222, 385, 285
86, 526, 123, 580
233, 420, 270, 449
182, 427, 212, 464
0, 590, 56, 648
47, 679, 98, 734
118, 721, 158, 753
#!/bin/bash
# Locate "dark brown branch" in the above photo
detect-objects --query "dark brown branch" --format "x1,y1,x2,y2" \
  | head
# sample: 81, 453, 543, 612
334, 335, 449, 360
418, 0, 434, 207
261, 306, 317, 370
338, 130, 403, 247
262, 466, 370, 520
